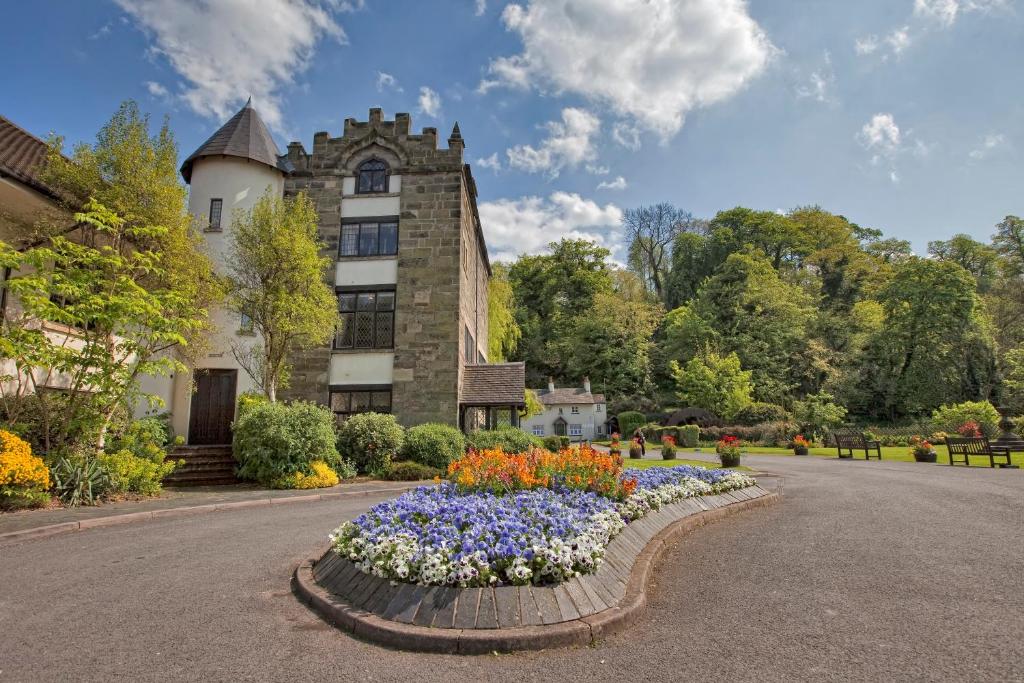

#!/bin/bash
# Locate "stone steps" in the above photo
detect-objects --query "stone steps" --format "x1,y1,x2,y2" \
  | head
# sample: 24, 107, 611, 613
165, 445, 240, 486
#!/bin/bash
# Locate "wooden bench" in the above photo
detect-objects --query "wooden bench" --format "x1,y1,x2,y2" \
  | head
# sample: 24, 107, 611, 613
833, 431, 882, 460
945, 437, 1016, 468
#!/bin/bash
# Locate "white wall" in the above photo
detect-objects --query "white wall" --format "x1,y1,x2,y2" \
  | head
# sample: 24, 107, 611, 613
329, 353, 394, 385
335, 259, 398, 287
522, 403, 607, 441
166, 156, 285, 441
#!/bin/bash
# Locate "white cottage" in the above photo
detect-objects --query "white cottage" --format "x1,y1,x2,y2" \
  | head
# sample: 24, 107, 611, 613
521, 378, 607, 442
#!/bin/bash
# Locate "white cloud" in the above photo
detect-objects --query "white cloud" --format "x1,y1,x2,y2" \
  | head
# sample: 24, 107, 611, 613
89, 23, 112, 40
796, 52, 835, 103
596, 176, 627, 190
913, 0, 1009, 26
376, 71, 402, 92
858, 113, 923, 184
855, 26, 912, 60
116, 0, 349, 134
855, 35, 880, 55
144, 80, 169, 98
480, 0, 775, 140
859, 113, 902, 155
478, 191, 623, 261
475, 0, 487, 15
969, 133, 1007, 159
506, 107, 601, 176
477, 152, 501, 171
418, 86, 442, 118
611, 121, 641, 151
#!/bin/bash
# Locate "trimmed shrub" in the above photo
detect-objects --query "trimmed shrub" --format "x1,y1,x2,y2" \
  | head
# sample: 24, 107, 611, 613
97, 449, 177, 496
757, 420, 800, 447
679, 424, 700, 448
272, 460, 340, 489
401, 423, 466, 470
234, 400, 341, 485
734, 402, 791, 426
0, 430, 51, 510
930, 401, 1001, 438
236, 391, 268, 419
382, 460, 443, 481
541, 435, 564, 452
336, 412, 405, 475
617, 411, 646, 438
466, 427, 538, 454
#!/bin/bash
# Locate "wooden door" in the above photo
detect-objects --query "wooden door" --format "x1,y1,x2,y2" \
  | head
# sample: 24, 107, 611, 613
188, 369, 237, 445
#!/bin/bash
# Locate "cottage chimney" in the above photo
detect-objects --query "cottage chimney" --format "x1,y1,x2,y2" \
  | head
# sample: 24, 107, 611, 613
583, 377, 591, 393
548, 377, 555, 392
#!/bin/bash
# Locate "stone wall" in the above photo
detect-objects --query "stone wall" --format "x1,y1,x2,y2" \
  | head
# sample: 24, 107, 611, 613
280, 109, 491, 427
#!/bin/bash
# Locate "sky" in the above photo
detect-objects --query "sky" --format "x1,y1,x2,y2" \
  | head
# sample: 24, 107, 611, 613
2, 0, 1022, 263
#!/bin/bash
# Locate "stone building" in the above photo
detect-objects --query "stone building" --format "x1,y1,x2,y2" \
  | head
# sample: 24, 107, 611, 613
156, 103, 523, 444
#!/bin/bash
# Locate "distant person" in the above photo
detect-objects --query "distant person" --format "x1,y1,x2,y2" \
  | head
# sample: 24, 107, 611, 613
634, 428, 646, 457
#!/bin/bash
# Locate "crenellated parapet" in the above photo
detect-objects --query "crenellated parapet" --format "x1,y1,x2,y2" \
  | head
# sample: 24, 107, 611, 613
284, 108, 464, 176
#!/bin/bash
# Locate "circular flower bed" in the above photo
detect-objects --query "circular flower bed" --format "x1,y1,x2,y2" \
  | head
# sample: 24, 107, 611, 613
330, 455, 755, 588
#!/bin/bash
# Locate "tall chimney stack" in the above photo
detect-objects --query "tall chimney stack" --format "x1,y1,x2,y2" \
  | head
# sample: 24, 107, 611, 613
583, 377, 591, 393
548, 377, 555, 393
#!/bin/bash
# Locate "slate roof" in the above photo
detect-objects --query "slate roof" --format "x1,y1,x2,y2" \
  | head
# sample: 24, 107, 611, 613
535, 387, 606, 406
180, 98, 292, 183
460, 362, 526, 406
0, 114, 64, 199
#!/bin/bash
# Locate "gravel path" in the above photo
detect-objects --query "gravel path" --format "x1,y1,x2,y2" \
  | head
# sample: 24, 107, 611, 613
1, 457, 1021, 682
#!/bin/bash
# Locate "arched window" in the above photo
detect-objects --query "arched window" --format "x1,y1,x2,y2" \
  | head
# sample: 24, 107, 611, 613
356, 158, 389, 194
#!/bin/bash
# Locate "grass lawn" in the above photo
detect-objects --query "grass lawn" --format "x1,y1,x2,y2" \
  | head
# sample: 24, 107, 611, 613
622, 457, 754, 472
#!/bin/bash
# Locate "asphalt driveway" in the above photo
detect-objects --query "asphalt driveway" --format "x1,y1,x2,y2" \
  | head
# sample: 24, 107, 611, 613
1, 456, 1021, 682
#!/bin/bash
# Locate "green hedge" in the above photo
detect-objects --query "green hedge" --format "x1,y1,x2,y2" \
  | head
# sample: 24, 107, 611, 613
336, 412, 405, 475
401, 423, 466, 470
382, 460, 443, 481
680, 424, 700, 448
617, 411, 646, 438
233, 401, 341, 486
466, 427, 539, 453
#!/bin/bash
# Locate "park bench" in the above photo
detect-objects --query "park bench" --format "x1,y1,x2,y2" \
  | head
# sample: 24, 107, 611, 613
945, 437, 1017, 468
833, 430, 882, 460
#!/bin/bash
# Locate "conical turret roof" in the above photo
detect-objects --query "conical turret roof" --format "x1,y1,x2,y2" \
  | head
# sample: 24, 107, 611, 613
180, 98, 285, 183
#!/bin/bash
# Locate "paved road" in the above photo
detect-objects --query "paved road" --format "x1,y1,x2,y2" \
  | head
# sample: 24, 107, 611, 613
1, 457, 1021, 682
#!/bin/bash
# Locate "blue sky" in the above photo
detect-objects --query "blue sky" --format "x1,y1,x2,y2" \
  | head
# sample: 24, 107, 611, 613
2, 0, 1022, 262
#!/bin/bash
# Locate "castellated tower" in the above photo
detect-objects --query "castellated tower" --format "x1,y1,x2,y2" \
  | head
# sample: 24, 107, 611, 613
157, 98, 290, 444
279, 108, 522, 429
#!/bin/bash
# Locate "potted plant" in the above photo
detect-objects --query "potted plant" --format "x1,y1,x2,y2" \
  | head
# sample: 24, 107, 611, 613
608, 432, 621, 457
628, 438, 643, 459
957, 421, 982, 438
716, 435, 742, 467
909, 436, 938, 463
792, 434, 810, 456
661, 435, 677, 460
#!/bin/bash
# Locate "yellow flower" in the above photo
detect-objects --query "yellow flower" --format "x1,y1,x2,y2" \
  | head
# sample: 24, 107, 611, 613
0, 430, 50, 491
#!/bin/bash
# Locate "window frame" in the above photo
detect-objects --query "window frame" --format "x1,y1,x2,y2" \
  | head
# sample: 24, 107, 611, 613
334, 286, 395, 351
571, 405, 580, 414
208, 198, 223, 231
329, 384, 392, 422
355, 158, 389, 194
339, 216, 399, 258
569, 424, 583, 437
532, 425, 545, 437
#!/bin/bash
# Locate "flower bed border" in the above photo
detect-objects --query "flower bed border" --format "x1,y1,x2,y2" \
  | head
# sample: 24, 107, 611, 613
292, 481, 781, 653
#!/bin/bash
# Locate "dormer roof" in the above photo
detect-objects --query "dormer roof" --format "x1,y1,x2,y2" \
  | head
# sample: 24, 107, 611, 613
180, 98, 291, 183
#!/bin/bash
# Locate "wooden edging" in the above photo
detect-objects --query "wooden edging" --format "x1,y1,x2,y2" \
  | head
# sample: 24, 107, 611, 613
292, 486, 782, 654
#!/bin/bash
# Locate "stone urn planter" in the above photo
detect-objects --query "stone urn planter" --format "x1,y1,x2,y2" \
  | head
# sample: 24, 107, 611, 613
793, 446, 809, 456
913, 450, 938, 463
628, 444, 643, 459
719, 453, 741, 468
